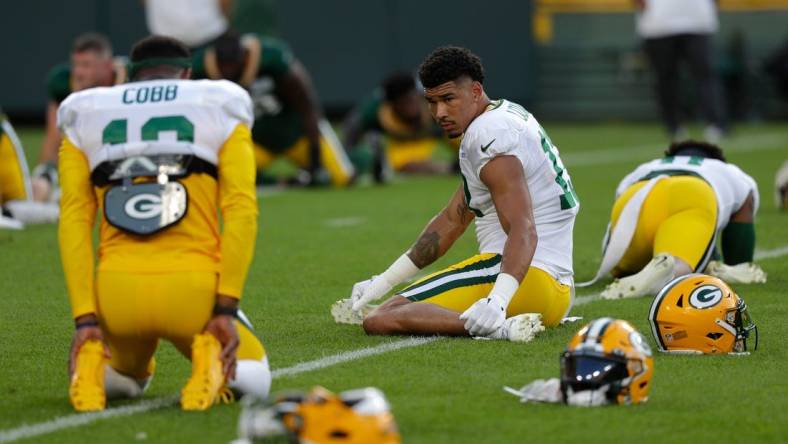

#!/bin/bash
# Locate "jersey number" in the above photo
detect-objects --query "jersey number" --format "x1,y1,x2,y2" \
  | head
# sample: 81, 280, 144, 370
102, 115, 195, 144
538, 127, 578, 210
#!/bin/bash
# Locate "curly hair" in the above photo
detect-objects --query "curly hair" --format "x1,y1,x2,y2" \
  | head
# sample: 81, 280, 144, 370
664, 140, 726, 162
418, 46, 484, 89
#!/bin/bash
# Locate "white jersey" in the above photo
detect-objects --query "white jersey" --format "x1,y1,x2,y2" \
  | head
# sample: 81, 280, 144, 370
615, 156, 759, 231
57, 79, 253, 171
459, 100, 579, 284
145, 0, 228, 47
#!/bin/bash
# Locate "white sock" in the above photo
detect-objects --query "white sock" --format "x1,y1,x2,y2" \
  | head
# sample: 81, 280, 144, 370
229, 357, 271, 399
4, 200, 59, 224
104, 365, 151, 400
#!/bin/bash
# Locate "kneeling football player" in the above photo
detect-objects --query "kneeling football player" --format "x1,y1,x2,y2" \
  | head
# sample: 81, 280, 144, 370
335, 47, 579, 341
60, 36, 269, 412
580, 140, 766, 299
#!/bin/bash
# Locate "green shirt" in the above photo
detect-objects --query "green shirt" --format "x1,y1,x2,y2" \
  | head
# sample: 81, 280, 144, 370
193, 36, 303, 152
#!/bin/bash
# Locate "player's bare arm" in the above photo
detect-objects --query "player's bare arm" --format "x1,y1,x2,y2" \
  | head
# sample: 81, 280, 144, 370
278, 61, 323, 173
407, 185, 475, 268
480, 155, 537, 282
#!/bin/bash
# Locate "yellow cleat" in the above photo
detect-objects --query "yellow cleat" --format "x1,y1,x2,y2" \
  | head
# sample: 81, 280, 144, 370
181, 333, 226, 411
69, 340, 107, 412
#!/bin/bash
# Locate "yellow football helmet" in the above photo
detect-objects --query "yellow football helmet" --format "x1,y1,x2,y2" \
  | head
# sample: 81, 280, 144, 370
561, 318, 654, 405
236, 386, 401, 444
648, 273, 758, 354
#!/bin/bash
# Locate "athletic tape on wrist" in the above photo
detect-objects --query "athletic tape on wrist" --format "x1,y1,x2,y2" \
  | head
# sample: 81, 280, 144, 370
490, 273, 520, 306
381, 254, 420, 286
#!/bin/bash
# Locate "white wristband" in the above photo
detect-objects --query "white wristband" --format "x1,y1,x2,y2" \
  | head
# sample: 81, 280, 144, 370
380, 254, 420, 287
490, 273, 520, 306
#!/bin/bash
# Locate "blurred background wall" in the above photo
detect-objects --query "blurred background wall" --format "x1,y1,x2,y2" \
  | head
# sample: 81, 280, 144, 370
1, 0, 786, 121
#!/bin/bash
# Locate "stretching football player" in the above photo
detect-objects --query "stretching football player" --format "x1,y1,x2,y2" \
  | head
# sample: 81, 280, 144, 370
343, 72, 459, 183
580, 140, 766, 300
60, 36, 269, 412
334, 46, 579, 341
192, 30, 354, 186
0, 109, 59, 228
33, 33, 127, 202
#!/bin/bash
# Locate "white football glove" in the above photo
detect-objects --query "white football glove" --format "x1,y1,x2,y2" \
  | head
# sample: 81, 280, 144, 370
350, 275, 393, 312
459, 294, 507, 337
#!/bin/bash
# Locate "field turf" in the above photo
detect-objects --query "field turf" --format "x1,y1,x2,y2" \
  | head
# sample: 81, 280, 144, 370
1, 123, 786, 443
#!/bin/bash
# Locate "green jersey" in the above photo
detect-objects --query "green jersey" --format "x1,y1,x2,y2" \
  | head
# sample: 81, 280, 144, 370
193, 35, 304, 153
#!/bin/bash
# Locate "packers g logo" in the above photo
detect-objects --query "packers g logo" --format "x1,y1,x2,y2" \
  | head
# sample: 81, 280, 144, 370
689, 285, 723, 309
124, 193, 162, 219
629, 332, 653, 356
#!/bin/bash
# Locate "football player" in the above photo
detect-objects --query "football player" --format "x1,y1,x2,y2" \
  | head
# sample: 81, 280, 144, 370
0, 109, 59, 228
192, 30, 354, 186
33, 33, 127, 202
338, 47, 579, 341
343, 72, 460, 183
582, 140, 766, 299
60, 36, 269, 412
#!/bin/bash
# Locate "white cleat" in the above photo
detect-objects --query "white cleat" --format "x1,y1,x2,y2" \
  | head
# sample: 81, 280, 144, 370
600, 253, 675, 300
705, 261, 767, 284
483, 313, 545, 343
330, 298, 377, 325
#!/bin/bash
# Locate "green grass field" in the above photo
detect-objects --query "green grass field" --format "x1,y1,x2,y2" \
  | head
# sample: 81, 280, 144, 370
1, 123, 786, 443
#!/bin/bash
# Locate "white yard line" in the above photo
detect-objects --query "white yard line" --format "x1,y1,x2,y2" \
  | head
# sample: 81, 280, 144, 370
323, 217, 366, 228
0, 337, 440, 443
572, 245, 788, 307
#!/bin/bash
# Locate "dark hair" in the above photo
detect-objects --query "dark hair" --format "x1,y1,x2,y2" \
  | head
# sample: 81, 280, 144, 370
130, 35, 190, 63
665, 140, 726, 162
382, 72, 417, 102
72, 32, 112, 56
213, 30, 245, 64
418, 46, 484, 89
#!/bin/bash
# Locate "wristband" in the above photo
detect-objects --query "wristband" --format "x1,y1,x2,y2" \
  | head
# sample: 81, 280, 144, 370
212, 304, 238, 317
490, 273, 520, 306
75, 320, 100, 330
381, 254, 420, 287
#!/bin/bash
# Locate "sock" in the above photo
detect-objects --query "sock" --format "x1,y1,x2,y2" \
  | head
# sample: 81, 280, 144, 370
104, 365, 150, 400
229, 357, 271, 399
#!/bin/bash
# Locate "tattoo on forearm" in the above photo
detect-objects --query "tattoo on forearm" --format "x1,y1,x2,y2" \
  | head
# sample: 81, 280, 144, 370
408, 231, 440, 268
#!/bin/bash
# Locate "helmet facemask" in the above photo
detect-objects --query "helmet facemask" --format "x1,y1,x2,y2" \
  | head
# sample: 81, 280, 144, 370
559, 351, 638, 406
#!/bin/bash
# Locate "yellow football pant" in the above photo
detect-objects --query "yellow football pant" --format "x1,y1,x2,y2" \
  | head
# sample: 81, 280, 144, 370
610, 175, 717, 276
398, 253, 571, 327
96, 271, 265, 379
0, 132, 27, 203
385, 138, 440, 171
254, 136, 353, 187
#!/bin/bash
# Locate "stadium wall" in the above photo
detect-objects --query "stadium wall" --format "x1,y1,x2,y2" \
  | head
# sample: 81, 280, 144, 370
1, 1, 785, 121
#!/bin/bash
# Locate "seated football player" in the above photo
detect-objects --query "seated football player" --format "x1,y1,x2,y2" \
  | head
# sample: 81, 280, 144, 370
192, 30, 354, 187
343, 72, 460, 183
60, 36, 269, 412
581, 140, 766, 300
0, 109, 59, 228
33, 32, 127, 202
334, 47, 579, 342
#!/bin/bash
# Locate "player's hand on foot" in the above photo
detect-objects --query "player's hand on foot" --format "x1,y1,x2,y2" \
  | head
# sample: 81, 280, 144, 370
351, 275, 393, 313
203, 297, 240, 381
69, 314, 110, 378
459, 294, 507, 337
